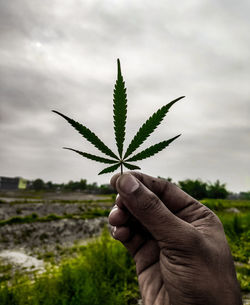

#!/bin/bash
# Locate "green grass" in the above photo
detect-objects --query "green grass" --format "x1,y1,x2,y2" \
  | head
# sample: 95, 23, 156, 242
235, 264, 250, 292
0, 198, 114, 206
50, 198, 114, 204
0, 260, 12, 282
216, 212, 250, 264
0, 209, 110, 227
201, 199, 250, 211
208, 202, 250, 291
0, 198, 249, 305
0, 228, 139, 305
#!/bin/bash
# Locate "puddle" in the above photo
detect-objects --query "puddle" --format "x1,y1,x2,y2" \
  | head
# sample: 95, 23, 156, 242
0, 250, 44, 271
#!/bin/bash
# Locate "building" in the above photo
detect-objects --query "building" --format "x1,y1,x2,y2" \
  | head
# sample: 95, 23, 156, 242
0, 176, 27, 190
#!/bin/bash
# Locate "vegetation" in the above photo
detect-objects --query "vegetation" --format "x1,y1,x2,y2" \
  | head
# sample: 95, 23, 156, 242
201, 199, 250, 211
0, 197, 114, 206
178, 179, 229, 199
27, 178, 114, 194
0, 228, 139, 305
53, 59, 184, 175
0, 198, 249, 305
0, 209, 110, 227
238, 191, 250, 200
22, 176, 236, 199
201, 199, 250, 292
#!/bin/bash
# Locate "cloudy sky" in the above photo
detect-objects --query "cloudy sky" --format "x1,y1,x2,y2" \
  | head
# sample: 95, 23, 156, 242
0, 0, 249, 192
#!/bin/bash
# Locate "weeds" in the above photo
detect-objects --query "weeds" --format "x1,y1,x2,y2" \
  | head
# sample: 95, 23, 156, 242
201, 199, 250, 211
0, 208, 110, 227
0, 198, 249, 305
0, 228, 139, 305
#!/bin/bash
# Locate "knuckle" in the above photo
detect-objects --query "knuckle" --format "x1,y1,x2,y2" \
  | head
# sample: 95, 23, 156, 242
212, 213, 224, 230
181, 227, 204, 249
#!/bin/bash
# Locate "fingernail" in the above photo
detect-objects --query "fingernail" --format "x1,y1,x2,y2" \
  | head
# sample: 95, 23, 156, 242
119, 174, 139, 194
116, 194, 119, 200
109, 206, 118, 216
112, 226, 117, 237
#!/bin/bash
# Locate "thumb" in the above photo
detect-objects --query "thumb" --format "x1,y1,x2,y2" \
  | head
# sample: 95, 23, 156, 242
116, 173, 191, 245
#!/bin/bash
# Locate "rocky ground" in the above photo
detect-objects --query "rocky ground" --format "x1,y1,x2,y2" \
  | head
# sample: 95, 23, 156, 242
0, 191, 249, 304
0, 191, 112, 276
0, 217, 108, 252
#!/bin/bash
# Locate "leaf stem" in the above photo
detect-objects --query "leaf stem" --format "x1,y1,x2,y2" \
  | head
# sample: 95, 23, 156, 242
120, 162, 123, 175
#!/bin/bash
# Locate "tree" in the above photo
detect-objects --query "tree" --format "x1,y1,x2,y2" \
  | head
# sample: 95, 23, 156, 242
207, 180, 229, 199
33, 179, 45, 191
239, 191, 250, 200
178, 179, 208, 200
79, 179, 87, 190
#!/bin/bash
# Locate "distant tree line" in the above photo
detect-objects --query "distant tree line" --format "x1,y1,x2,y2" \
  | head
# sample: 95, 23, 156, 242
28, 177, 250, 199
158, 177, 229, 199
178, 179, 229, 199
28, 178, 113, 194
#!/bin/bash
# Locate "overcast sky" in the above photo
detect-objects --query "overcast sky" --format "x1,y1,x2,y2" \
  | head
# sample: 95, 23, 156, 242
0, 0, 249, 192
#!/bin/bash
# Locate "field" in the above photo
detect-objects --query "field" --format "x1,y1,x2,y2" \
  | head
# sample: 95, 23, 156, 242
0, 191, 249, 304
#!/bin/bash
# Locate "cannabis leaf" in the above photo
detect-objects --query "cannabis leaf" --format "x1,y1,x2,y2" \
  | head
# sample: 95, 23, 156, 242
113, 59, 127, 158
53, 59, 184, 175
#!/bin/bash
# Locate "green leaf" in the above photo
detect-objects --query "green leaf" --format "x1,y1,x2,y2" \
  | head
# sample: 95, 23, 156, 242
53, 110, 119, 160
53, 60, 184, 176
123, 162, 141, 171
98, 163, 120, 175
63, 148, 118, 164
123, 96, 184, 159
126, 134, 181, 162
113, 58, 127, 158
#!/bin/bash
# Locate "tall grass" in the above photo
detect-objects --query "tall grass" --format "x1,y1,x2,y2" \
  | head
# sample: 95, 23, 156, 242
0, 228, 139, 305
201, 199, 250, 211
216, 212, 250, 265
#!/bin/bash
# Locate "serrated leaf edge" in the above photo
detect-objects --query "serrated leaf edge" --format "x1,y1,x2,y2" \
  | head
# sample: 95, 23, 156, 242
123, 96, 184, 159
63, 148, 118, 164
126, 134, 181, 162
123, 162, 141, 170
53, 110, 119, 160
113, 58, 127, 158
98, 163, 120, 175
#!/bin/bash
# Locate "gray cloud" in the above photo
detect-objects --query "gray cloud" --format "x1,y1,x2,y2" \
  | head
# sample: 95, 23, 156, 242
0, 0, 249, 192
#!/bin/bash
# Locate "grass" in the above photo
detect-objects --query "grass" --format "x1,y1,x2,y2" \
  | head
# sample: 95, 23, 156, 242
235, 264, 250, 292
201, 199, 250, 211
0, 198, 249, 305
207, 202, 250, 292
0, 198, 114, 206
216, 213, 250, 263
0, 261, 12, 282
0, 208, 110, 227
49, 198, 115, 208
0, 228, 140, 305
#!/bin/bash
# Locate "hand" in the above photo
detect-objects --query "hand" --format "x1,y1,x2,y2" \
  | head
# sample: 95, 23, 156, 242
109, 172, 242, 305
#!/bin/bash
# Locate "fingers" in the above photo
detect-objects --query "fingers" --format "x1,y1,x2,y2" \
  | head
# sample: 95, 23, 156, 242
111, 171, 200, 214
110, 211, 155, 268
109, 197, 150, 258
113, 173, 190, 244
111, 225, 131, 243
109, 204, 129, 226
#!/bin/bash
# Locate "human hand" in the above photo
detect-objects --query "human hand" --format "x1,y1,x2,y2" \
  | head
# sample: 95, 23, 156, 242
109, 172, 242, 305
